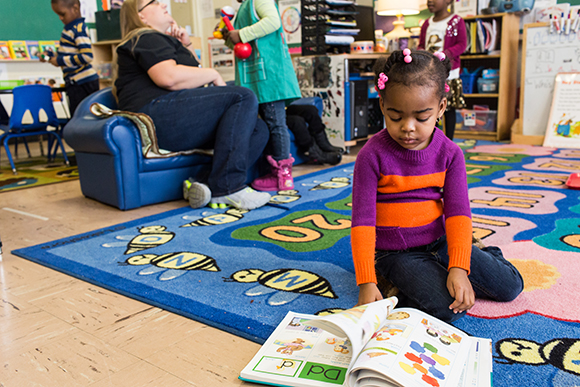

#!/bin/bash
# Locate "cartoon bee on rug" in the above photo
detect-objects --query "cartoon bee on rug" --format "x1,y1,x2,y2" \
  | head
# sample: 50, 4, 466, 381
124, 226, 175, 254
309, 177, 350, 191
121, 252, 220, 280
495, 337, 580, 377
270, 190, 301, 205
180, 208, 248, 227
225, 268, 338, 305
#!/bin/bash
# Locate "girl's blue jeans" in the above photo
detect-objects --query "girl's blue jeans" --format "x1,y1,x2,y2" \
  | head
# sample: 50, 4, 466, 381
138, 86, 268, 197
375, 236, 524, 323
259, 100, 291, 161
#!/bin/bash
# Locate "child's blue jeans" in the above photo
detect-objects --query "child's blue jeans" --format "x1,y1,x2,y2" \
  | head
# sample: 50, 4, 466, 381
259, 100, 290, 161
375, 236, 524, 323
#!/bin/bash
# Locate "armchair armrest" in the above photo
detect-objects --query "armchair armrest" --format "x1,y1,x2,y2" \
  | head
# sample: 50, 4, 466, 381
64, 114, 142, 156
290, 96, 323, 117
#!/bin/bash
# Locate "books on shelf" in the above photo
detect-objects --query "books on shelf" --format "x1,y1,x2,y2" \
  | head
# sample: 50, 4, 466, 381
0, 41, 11, 60
0, 41, 60, 61
465, 19, 498, 55
26, 41, 40, 60
38, 40, 60, 59
8, 41, 30, 60
240, 297, 493, 387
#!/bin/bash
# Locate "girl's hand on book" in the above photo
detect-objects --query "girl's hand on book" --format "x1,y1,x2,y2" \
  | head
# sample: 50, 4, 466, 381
447, 268, 475, 314
356, 282, 383, 306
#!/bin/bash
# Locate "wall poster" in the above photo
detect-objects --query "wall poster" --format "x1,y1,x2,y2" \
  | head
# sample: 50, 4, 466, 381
543, 73, 580, 148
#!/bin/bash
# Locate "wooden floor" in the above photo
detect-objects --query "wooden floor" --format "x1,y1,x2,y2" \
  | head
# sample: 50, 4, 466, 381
0, 141, 360, 386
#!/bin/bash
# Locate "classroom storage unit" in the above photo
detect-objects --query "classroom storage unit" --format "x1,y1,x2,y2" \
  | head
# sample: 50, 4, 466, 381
301, 0, 360, 56
293, 53, 384, 150
92, 39, 120, 88
456, 12, 519, 141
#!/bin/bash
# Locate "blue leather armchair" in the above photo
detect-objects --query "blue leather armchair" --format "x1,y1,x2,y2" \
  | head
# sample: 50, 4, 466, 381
64, 88, 216, 210
64, 88, 320, 210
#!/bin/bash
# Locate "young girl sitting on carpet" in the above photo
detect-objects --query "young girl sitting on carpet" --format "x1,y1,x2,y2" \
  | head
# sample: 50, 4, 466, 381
350, 49, 524, 323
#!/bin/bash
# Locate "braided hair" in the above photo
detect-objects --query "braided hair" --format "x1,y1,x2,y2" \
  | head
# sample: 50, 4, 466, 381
373, 50, 451, 101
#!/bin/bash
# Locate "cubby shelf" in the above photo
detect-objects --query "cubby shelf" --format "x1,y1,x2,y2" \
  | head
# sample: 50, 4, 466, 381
458, 12, 519, 141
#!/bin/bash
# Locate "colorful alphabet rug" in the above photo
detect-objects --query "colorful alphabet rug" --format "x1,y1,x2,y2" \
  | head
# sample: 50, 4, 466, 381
12, 140, 580, 386
0, 154, 77, 192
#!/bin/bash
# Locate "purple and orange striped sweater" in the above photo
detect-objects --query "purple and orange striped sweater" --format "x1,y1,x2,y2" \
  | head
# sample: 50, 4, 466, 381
351, 128, 472, 285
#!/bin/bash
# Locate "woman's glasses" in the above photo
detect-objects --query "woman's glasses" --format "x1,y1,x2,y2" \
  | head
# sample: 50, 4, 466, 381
139, 0, 159, 12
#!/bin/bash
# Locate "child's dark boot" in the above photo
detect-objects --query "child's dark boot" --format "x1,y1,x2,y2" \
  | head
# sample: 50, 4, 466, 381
312, 130, 344, 154
305, 142, 342, 165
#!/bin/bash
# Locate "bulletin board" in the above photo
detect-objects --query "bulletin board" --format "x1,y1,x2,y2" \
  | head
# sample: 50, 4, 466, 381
0, 0, 62, 40
513, 22, 580, 145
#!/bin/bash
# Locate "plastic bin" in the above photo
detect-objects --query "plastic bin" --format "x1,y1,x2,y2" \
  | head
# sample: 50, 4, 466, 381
481, 68, 499, 79
0, 80, 25, 90
460, 67, 483, 94
477, 77, 499, 93
455, 109, 497, 132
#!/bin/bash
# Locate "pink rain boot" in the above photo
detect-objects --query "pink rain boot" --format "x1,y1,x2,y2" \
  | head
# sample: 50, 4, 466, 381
251, 155, 295, 191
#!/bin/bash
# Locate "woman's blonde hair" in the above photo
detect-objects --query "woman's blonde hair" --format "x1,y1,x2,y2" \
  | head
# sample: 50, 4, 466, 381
111, 0, 156, 100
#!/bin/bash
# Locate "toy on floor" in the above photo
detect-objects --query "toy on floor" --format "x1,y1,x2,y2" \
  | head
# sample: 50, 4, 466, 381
566, 173, 580, 189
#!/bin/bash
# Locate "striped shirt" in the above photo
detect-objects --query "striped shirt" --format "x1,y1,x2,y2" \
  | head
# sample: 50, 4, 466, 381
56, 18, 98, 85
351, 128, 473, 285
238, 0, 281, 43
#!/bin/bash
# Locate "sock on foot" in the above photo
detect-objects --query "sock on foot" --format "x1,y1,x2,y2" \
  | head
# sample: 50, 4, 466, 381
186, 181, 212, 209
211, 187, 271, 210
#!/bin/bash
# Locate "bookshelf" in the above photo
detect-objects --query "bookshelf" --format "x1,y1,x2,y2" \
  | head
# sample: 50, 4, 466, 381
456, 13, 519, 141
92, 39, 121, 87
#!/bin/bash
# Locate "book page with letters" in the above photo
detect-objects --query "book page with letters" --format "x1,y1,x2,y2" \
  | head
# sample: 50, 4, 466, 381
239, 299, 491, 387
239, 311, 355, 386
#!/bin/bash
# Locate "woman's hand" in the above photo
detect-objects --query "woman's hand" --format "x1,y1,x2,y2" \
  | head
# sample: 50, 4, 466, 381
168, 21, 191, 47
213, 72, 226, 87
447, 267, 475, 314
356, 282, 383, 307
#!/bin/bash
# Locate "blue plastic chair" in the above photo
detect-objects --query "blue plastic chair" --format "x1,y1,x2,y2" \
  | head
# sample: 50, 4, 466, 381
0, 84, 69, 174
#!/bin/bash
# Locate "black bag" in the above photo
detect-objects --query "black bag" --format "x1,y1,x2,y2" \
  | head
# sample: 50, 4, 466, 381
95, 9, 121, 41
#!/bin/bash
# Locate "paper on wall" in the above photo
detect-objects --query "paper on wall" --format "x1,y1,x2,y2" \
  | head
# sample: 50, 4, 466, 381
200, 0, 215, 19
80, 0, 98, 23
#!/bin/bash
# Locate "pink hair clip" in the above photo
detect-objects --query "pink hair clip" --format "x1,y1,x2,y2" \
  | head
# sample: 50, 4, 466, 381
434, 51, 446, 61
403, 48, 412, 63
445, 83, 450, 93
377, 72, 388, 90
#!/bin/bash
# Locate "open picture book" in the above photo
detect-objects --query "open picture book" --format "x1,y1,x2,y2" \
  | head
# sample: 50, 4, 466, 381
239, 297, 492, 387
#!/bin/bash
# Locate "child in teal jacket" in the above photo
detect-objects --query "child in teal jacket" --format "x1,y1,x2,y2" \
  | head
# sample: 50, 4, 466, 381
225, 0, 301, 191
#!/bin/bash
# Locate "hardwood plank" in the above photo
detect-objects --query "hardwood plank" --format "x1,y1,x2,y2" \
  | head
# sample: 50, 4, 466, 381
2, 330, 139, 386
88, 361, 195, 387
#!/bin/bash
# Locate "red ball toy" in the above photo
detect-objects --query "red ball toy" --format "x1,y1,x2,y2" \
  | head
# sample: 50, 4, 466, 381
234, 43, 252, 60
222, 16, 253, 60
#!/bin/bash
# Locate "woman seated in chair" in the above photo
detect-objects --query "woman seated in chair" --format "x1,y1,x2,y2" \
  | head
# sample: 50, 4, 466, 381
114, 0, 271, 210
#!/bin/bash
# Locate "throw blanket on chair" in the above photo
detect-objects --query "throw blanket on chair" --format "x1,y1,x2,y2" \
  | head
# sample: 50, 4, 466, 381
90, 103, 213, 159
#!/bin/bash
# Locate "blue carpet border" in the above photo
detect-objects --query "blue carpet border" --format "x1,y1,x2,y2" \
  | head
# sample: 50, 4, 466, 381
11, 164, 352, 344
